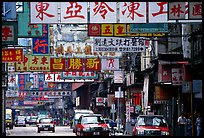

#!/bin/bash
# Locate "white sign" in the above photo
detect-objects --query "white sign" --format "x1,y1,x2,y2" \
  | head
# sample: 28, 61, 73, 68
171, 68, 184, 85
60, 2, 88, 23
114, 71, 124, 83
115, 91, 124, 98
30, 2, 59, 23
44, 73, 55, 82
148, 2, 176, 23
101, 58, 119, 70
93, 37, 148, 52
182, 24, 191, 59
90, 2, 117, 23
119, 2, 146, 23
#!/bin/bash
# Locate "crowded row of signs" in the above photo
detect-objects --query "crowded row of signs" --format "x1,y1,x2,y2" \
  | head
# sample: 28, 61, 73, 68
30, 2, 202, 24
2, 50, 122, 71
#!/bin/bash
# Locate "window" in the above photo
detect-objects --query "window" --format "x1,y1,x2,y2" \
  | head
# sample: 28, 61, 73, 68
16, 2, 23, 13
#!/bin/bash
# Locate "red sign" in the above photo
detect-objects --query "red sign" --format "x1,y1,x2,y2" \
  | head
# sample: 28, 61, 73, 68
50, 57, 66, 71
88, 24, 101, 36
84, 58, 101, 71
2, 48, 23, 62
67, 58, 83, 71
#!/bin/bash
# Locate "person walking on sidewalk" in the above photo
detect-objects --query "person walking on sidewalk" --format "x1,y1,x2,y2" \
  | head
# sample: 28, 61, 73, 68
195, 112, 202, 136
177, 112, 187, 136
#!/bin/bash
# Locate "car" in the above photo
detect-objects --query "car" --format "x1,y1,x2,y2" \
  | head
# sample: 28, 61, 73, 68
132, 115, 171, 136
28, 116, 38, 126
15, 116, 26, 127
75, 114, 110, 136
37, 118, 55, 133
72, 109, 94, 133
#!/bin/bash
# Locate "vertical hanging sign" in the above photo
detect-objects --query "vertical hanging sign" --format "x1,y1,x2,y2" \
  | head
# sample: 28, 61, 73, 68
32, 24, 50, 55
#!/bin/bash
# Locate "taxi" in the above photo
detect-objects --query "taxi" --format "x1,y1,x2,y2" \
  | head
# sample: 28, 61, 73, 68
75, 114, 110, 136
132, 115, 171, 136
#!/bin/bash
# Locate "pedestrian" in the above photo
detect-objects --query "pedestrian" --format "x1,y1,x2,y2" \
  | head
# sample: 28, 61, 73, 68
195, 112, 202, 136
177, 112, 187, 136
186, 113, 192, 136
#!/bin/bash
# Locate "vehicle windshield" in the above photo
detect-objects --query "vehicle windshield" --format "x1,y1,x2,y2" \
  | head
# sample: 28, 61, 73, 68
75, 113, 91, 120
39, 118, 52, 123
137, 116, 167, 127
6, 114, 12, 120
81, 116, 105, 124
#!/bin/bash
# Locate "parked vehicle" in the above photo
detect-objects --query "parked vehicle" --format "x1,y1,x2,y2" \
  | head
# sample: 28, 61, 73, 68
132, 115, 171, 136
72, 109, 94, 133
28, 116, 38, 125
75, 114, 110, 136
6, 109, 13, 129
15, 116, 26, 127
37, 118, 55, 133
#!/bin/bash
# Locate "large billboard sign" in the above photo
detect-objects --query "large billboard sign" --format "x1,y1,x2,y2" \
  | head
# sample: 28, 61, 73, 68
30, 2, 202, 24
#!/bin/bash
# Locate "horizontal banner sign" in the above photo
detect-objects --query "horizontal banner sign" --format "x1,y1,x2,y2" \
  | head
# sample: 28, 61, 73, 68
93, 37, 149, 52
2, 48, 23, 63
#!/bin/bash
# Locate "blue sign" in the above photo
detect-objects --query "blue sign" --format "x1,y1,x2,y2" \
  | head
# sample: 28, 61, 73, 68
32, 24, 50, 55
193, 80, 202, 93
130, 23, 168, 33
182, 81, 191, 93
2, 2, 16, 19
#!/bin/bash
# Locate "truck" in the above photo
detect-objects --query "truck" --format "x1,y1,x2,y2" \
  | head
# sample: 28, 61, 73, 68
6, 109, 13, 129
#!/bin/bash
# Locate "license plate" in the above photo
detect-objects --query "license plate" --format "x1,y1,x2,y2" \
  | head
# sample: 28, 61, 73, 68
93, 132, 100, 135
44, 128, 48, 130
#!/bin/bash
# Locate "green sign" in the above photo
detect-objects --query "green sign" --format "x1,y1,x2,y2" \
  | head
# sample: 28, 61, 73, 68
17, 2, 43, 37
130, 23, 168, 33
2, 21, 18, 45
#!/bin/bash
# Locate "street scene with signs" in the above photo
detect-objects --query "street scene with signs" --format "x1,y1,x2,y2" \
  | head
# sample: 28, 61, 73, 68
2, 2, 202, 136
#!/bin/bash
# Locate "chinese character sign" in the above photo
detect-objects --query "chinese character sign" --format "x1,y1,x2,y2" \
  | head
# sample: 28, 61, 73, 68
84, 58, 101, 71
119, 2, 146, 23
171, 68, 184, 85
66, 58, 83, 71
2, 48, 23, 63
15, 55, 29, 72
188, 2, 202, 20
30, 2, 58, 23
18, 74, 26, 91
168, 2, 186, 20
61, 72, 98, 79
149, 2, 176, 23
60, 2, 88, 23
90, 2, 117, 23
2, 21, 18, 44
28, 55, 50, 71
101, 58, 119, 70
93, 37, 149, 52
50, 58, 66, 71
32, 24, 50, 55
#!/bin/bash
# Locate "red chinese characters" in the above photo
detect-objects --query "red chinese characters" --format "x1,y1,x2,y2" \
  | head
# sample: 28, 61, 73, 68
33, 39, 48, 54
122, 2, 144, 20
63, 2, 85, 19
35, 2, 55, 21
93, 2, 115, 19
152, 2, 168, 17
2, 26, 13, 41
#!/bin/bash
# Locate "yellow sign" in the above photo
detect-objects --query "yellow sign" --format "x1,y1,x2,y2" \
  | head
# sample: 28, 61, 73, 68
114, 24, 126, 37
101, 24, 114, 36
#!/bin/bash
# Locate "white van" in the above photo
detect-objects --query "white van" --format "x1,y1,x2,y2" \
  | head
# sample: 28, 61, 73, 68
72, 109, 94, 133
